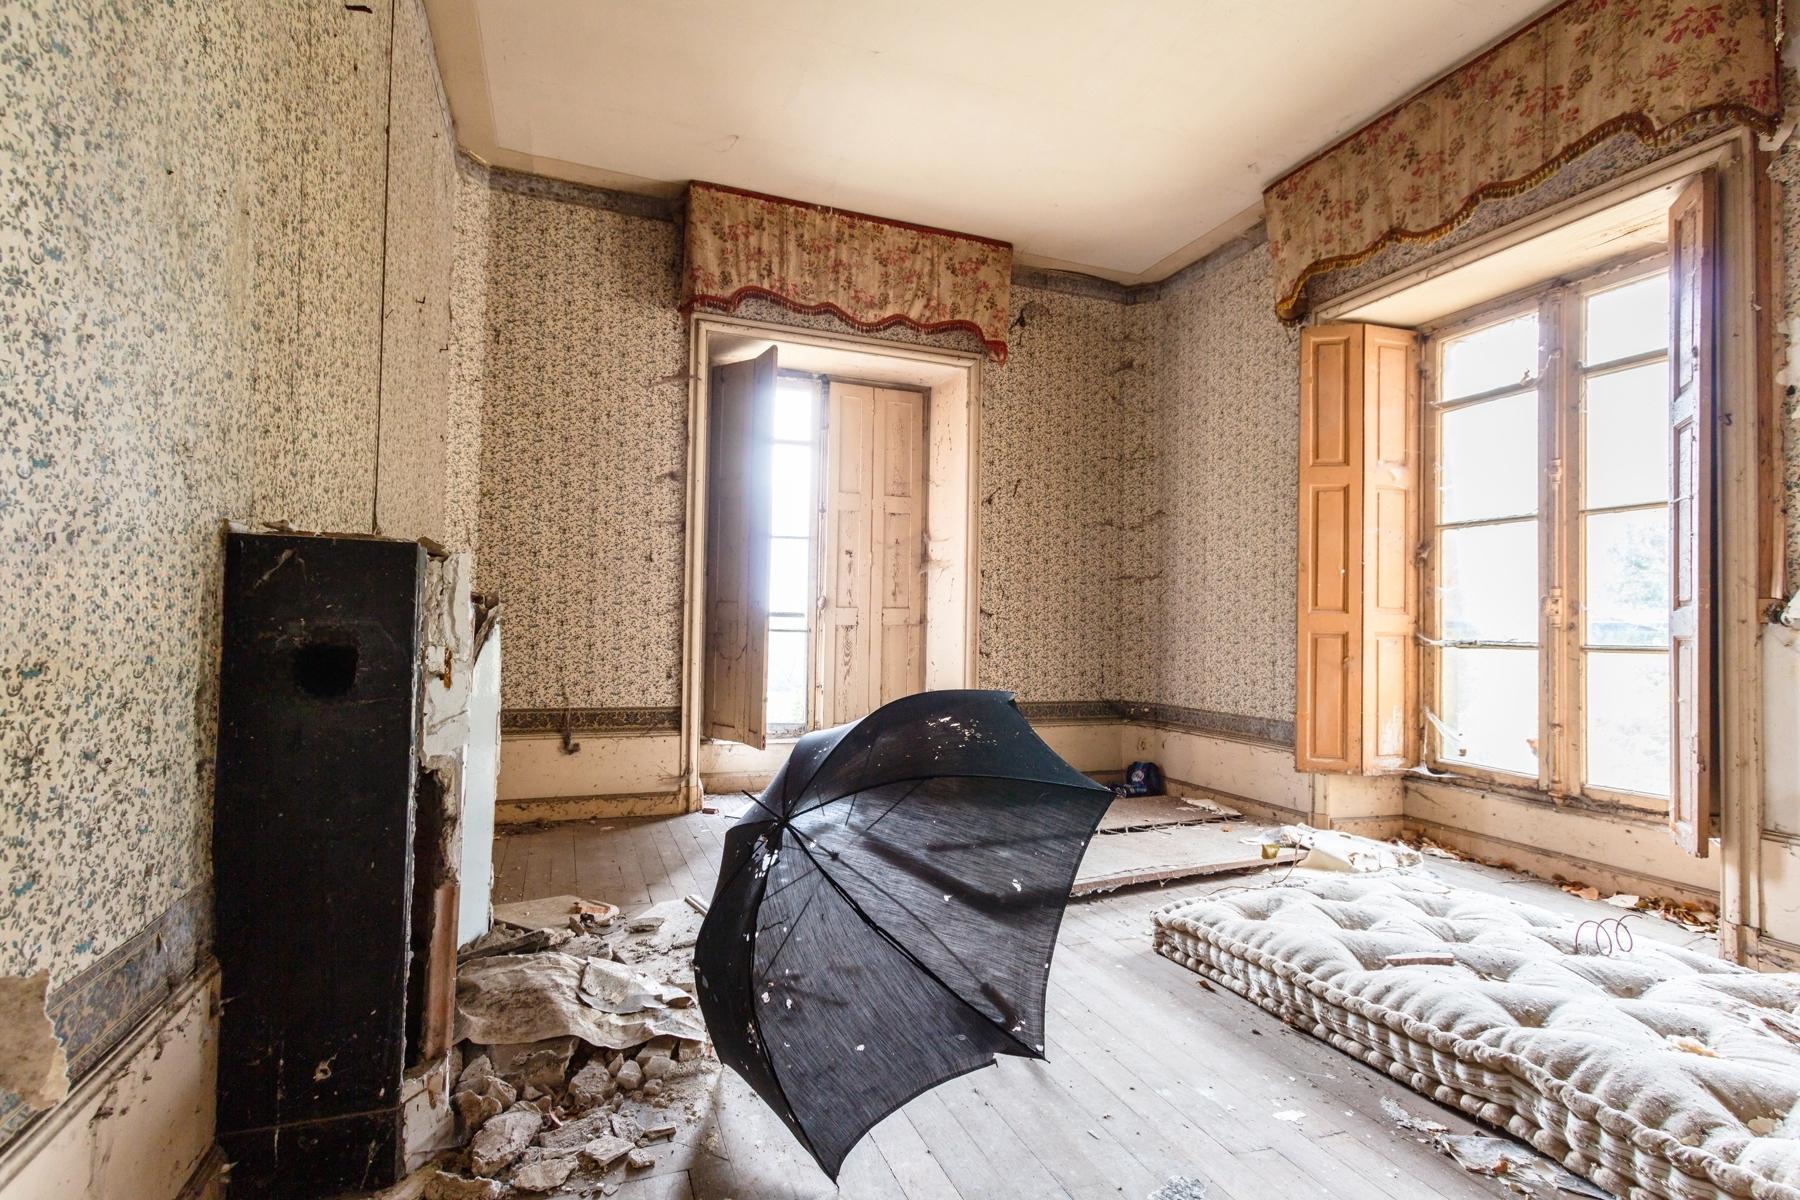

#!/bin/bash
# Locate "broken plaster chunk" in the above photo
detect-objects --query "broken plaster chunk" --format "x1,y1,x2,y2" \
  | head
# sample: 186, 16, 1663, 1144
423, 1170, 506, 1200
537, 1109, 614, 1151
469, 1105, 544, 1176
452, 1088, 502, 1131
489, 1036, 577, 1091
627, 913, 666, 933
626, 1147, 656, 1170
0, 972, 70, 1111
641, 1054, 674, 1081
616, 1059, 644, 1091
566, 1058, 616, 1109
578, 1134, 636, 1170
610, 1111, 643, 1143
639, 1118, 678, 1142
508, 1156, 578, 1193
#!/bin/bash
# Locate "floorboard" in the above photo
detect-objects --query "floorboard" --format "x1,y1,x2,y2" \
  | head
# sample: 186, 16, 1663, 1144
487, 812, 1691, 1199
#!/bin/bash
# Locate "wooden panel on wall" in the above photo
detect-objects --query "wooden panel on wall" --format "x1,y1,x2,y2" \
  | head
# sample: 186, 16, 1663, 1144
1668, 171, 1716, 858
702, 348, 776, 748
1297, 324, 1419, 775
1297, 327, 1362, 773
819, 383, 926, 724
1361, 327, 1419, 772
820, 383, 874, 726
872, 387, 926, 709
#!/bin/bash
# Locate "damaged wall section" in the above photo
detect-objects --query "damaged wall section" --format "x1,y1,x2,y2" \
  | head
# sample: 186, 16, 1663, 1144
0, 0, 469, 1181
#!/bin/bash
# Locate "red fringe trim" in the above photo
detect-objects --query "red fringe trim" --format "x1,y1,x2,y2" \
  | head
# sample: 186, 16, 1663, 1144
1271, 104, 1779, 323
681, 287, 1008, 362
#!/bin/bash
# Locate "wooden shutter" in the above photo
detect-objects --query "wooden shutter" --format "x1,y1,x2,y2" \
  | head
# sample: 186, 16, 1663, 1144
870, 387, 927, 709
1361, 327, 1420, 772
702, 347, 776, 748
819, 382, 926, 724
1668, 172, 1716, 857
820, 382, 874, 726
1296, 324, 1419, 774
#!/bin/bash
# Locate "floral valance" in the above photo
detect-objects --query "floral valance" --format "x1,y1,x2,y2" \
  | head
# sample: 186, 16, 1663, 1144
680, 182, 1013, 361
1264, 0, 1778, 322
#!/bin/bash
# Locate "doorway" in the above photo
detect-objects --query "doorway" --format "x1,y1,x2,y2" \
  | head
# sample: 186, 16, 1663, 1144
680, 318, 982, 804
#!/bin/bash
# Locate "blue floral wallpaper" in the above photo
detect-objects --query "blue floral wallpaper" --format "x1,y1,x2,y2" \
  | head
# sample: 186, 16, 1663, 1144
0, 0, 463, 1139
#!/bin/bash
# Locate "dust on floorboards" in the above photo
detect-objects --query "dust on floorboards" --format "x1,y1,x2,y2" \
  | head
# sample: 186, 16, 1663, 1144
492, 809, 1710, 1200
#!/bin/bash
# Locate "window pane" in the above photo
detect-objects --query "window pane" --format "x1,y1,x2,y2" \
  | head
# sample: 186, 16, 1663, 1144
1586, 651, 1669, 796
1441, 521, 1538, 643
1585, 509, 1668, 648
1443, 314, 1537, 399
766, 629, 807, 726
1584, 273, 1668, 366
774, 383, 815, 442
1439, 391, 1537, 523
1440, 647, 1538, 775
770, 611, 806, 633
771, 444, 813, 537
1584, 363, 1669, 509
769, 537, 809, 614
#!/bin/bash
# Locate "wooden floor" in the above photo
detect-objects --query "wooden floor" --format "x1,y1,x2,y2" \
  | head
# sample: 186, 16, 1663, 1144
493, 811, 1710, 1200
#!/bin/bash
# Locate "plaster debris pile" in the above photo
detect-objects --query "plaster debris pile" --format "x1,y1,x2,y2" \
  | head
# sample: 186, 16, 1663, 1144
424, 895, 716, 1198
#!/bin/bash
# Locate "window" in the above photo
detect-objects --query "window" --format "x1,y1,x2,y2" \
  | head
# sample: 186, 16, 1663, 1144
1425, 261, 1672, 805
765, 374, 819, 737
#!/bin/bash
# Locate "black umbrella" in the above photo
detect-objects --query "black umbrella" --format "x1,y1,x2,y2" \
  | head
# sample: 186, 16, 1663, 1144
694, 689, 1113, 1178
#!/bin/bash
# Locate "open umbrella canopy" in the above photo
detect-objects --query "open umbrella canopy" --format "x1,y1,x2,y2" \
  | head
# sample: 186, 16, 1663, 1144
694, 689, 1113, 1178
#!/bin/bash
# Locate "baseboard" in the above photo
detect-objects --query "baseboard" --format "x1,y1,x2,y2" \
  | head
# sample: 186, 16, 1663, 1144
495, 791, 685, 824
0, 967, 218, 1200
1403, 815, 1719, 907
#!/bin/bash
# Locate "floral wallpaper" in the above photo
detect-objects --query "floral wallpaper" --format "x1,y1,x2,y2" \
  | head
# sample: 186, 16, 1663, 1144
0, 0, 460, 1133
1123, 240, 1302, 732
376, 0, 461, 543
470, 176, 1136, 716
473, 183, 690, 711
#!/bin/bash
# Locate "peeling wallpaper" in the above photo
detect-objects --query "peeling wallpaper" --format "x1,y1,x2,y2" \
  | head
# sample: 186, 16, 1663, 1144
0, 0, 458, 1012
1773, 135, 1800, 593
470, 182, 1135, 714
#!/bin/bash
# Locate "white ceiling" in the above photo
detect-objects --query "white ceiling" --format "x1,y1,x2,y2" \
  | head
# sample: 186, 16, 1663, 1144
426, 0, 1551, 283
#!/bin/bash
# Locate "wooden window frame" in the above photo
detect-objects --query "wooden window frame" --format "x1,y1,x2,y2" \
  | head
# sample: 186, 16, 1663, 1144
1419, 250, 1673, 811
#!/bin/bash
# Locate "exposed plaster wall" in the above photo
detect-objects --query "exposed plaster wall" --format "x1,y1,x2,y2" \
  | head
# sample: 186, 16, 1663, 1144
0, 0, 460, 1160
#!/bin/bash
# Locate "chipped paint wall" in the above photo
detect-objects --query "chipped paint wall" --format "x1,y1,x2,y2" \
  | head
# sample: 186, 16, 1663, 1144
469, 182, 1132, 718
0, 0, 461, 1159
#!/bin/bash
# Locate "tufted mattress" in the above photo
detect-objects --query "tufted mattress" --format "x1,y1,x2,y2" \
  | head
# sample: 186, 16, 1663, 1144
1152, 875, 1800, 1200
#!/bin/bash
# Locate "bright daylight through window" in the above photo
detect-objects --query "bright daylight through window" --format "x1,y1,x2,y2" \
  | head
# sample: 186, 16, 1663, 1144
765, 376, 817, 734
1430, 267, 1671, 801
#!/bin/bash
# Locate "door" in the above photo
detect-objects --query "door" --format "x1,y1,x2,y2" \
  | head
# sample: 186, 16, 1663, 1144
702, 347, 777, 748
817, 382, 926, 725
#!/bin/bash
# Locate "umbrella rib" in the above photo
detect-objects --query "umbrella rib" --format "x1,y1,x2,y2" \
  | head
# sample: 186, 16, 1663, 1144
854, 777, 927, 834
782, 829, 1043, 1060
741, 853, 831, 1171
